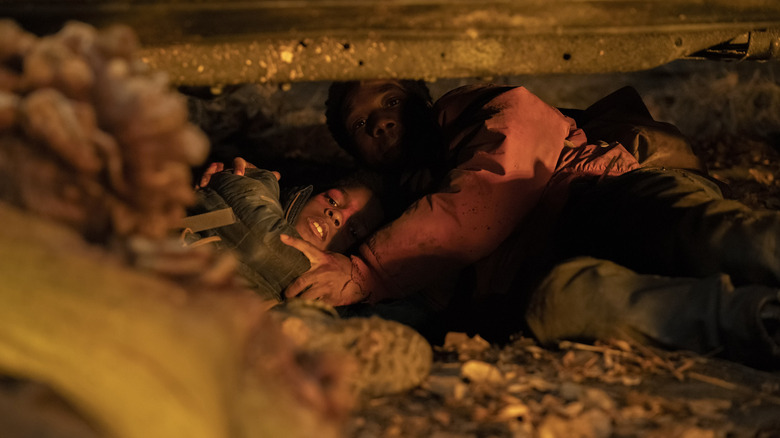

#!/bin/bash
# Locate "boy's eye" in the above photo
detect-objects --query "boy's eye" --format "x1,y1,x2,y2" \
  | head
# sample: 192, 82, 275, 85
352, 119, 366, 131
386, 97, 400, 107
327, 196, 338, 207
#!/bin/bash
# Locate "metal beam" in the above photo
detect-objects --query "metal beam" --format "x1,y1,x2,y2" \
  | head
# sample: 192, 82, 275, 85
3, 1, 780, 85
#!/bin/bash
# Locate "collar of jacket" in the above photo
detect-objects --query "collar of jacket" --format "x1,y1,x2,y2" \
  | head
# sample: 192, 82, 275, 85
281, 184, 314, 226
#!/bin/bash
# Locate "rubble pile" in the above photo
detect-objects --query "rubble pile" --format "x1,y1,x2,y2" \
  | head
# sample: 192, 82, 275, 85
348, 333, 780, 437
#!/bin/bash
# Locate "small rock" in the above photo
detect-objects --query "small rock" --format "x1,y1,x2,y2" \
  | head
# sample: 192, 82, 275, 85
472, 405, 491, 421
494, 403, 531, 421
432, 409, 452, 426
560, 401, 585, 418
461, 360, 503, 385
686, 398, 731, 419
651, 425, 718, 438
506, 382, 532, 394
527, 376, 558, 392
426, 375, 467, 400
618, 404, 649, 420
559, 381, 584, 401
583, 387, 616, 412
443, 332, 491, 359
678, 427, 717, 438
538, 409, 612, 438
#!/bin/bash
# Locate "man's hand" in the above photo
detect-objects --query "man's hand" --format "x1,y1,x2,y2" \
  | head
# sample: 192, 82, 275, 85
281, 234, 367, 306
197, 157, 272, 188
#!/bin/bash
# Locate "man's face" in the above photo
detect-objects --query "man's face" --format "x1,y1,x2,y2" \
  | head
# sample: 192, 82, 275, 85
342, 80, 415, 168
293, 186, 384, 253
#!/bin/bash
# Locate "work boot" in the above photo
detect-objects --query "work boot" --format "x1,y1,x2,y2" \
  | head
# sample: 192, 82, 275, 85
269, 299, 433, 397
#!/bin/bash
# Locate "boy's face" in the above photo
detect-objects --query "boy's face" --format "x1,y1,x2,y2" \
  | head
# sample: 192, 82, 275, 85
293, 186, 384, 253
342, 80, 415, 169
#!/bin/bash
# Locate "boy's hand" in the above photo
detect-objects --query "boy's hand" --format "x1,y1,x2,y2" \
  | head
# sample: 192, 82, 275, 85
197, 157, 272, 188
230, 156, 259, 175
197, 161, 225, 188
281, 234, 367, 306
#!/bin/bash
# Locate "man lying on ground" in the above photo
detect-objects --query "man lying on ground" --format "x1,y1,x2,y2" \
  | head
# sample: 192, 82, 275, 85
279, 79, 780, 369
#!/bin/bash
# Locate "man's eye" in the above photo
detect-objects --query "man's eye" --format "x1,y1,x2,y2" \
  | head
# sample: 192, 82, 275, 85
386, 98, 400, 107
348, 225, 359, 238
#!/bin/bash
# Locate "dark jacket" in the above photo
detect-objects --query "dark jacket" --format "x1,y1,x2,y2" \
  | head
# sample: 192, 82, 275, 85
189, 168, 311, 300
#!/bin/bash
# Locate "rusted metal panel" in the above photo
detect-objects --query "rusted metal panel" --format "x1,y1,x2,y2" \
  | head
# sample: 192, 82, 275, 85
3, 0, 780, 85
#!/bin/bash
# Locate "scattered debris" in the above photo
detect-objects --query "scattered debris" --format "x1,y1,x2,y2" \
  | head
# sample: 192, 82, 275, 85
348, 334, 780, 437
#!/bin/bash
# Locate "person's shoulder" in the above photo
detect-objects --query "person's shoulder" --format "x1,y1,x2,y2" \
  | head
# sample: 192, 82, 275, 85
434, 83, 518, 125
436, 83, 505, 105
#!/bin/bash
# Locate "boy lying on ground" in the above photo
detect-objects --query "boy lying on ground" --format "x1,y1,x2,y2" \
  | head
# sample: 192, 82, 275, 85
184, 163, 384, 302
182, 162, 432, 397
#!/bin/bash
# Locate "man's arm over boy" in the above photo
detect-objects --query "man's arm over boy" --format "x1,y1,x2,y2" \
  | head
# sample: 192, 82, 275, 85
286, 85, 579, 306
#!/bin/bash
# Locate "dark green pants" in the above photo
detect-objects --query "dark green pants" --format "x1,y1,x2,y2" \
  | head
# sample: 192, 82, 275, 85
526, 167, 780, 367
556, 167, 780, 285
525, 257, 778, 366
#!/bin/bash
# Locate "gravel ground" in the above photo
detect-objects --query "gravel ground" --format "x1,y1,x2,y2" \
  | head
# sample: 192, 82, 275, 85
347, 335, 780, 438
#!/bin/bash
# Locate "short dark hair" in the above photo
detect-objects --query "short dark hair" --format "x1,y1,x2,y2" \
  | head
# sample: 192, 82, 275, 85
333, 168, 385, 200
325, 79, 433, 155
